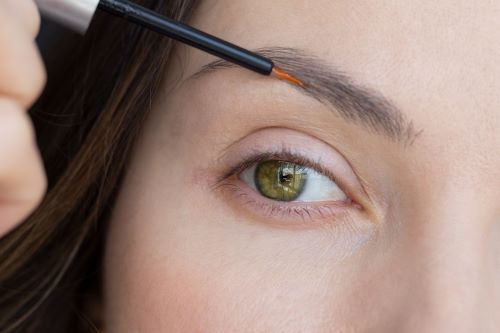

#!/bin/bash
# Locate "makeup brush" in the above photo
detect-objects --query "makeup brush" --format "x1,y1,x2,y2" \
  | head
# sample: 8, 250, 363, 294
35, 0, 303, 85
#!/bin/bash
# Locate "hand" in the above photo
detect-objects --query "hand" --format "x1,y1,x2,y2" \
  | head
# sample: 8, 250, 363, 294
0, 0, 47, 234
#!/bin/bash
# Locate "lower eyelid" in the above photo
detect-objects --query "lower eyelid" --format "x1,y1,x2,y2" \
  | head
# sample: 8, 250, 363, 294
216, 178, 359, 226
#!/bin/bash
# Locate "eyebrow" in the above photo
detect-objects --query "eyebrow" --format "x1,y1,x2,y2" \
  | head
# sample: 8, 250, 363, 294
191, 46, 420, 145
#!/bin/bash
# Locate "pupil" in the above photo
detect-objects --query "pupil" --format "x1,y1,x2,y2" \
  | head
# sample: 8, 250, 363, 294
278, 168, 293, 184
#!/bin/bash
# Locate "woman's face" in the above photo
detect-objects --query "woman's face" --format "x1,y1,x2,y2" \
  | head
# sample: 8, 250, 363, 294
104, 1, 500, 331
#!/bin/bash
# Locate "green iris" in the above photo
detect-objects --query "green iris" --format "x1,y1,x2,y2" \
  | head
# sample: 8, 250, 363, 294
254, 160, 308, 201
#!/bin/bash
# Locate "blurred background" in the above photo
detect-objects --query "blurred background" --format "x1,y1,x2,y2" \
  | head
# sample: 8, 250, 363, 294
36, 18, 82, 91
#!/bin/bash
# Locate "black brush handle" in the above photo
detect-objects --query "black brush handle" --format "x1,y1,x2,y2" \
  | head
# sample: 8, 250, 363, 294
98, 0, 274, 75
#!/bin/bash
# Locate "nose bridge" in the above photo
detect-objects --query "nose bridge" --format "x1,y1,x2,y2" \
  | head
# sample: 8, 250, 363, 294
396, 187, 499, 332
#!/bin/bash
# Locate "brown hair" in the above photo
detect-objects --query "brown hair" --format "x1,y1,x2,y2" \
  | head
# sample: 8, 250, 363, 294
0, 0, 199, 331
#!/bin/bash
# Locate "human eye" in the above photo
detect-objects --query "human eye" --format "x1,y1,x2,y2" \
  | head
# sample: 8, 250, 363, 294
214, 129, 366, 226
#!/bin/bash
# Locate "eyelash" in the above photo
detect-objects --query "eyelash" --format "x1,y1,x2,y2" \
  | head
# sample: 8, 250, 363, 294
215, 148, 360, 224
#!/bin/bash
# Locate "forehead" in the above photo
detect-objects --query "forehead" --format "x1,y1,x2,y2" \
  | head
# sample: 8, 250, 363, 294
184, 0, 499, 115
174, 0, 499, 165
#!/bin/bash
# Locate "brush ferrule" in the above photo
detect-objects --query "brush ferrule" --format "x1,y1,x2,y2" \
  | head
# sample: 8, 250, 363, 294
35, 0, 100, 34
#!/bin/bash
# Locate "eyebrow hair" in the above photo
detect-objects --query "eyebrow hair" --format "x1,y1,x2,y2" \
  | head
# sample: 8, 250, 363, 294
191, 46, 420, 145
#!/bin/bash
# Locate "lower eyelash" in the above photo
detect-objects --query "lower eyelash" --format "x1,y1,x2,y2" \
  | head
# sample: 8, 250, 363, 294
216, 180, 355, 224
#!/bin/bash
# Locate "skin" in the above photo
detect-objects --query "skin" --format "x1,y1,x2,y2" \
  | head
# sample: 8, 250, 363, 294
0, 1, 496, 332
104, 0, 500, 332
0, 0, 46, 233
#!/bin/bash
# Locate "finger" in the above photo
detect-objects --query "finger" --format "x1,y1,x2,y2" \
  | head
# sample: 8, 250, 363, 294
2, 0, 41, 38
0, 98, 47, 234
0, 8, 46, 108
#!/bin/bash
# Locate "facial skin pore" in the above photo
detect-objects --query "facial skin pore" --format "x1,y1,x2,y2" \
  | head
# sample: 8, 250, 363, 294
104, 1, 500, 332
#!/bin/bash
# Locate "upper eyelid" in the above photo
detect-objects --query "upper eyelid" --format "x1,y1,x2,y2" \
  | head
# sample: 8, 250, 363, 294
216, 126, 291, 162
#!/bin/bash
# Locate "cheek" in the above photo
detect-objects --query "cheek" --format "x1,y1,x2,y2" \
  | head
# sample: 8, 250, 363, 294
102, 107, 376, 332
104, 193, 336, 332
102, 166, 368, 332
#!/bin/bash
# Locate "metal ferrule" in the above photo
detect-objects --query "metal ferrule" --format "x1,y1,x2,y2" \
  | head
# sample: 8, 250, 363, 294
35, 0, 100, 34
